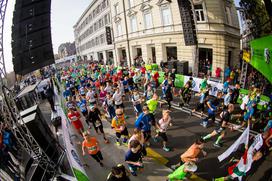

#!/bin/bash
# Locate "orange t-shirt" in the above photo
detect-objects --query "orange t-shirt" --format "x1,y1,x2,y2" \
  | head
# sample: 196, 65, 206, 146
180, 143, 201, 162
82, 137, 99, 155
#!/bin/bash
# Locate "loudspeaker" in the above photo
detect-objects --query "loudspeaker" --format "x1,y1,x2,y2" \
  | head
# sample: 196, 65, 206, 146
12, 0, 54, 75
13, 44, 54, 75
168, 60, 178, 70
177, 0, 197, 46
12, 28, 52, 53
176, 61, 189, 75
18, 105, 60, 162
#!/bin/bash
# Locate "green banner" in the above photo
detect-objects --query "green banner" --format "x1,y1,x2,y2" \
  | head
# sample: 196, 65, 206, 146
250, 35, 272, 83
174, 74, 184, 88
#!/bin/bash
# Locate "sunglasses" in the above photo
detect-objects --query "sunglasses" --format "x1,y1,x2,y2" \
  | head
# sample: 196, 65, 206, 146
117, 114, 123, 116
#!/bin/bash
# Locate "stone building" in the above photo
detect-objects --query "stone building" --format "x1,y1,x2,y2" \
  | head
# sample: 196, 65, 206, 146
74, 0, 114, 64
110, 0, 240, 76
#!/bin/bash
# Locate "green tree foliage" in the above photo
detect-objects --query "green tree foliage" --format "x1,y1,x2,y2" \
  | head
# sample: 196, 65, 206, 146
240, 0, 272, 38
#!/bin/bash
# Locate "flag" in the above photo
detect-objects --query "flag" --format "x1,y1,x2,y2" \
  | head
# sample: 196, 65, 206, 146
228, 134, 263, 181
218, 126, 250, 162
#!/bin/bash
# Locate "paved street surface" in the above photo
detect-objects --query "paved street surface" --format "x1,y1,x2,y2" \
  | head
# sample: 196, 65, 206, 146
38, 88, 272, 181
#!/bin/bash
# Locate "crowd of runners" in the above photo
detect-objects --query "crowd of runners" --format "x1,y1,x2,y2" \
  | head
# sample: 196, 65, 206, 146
54, 62, 272, 180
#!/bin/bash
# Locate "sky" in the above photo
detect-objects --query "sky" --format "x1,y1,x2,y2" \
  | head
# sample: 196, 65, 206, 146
3, 0, 91, 73
3, 0, 240, 73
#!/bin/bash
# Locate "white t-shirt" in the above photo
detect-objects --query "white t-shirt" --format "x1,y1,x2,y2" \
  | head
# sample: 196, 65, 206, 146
128, 134, 144, 145
240, 95, 249, 110
158, 116, 171, 133
86, 90, 96, 103
113, 91, 123, 105
104, 86, 113, 94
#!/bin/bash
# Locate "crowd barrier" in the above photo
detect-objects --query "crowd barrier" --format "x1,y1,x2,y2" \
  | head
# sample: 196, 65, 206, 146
55, 79, 89, 181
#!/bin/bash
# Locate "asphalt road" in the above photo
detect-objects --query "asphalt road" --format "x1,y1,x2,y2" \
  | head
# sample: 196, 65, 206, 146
120, 89, 272, 180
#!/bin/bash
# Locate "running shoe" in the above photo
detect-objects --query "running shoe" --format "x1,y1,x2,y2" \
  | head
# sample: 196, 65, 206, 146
99, 162, 104, 167
213, 142, 222, 148
163, 147, 170, 152
116, 141, 121, 146
153, 137, 159, 143
104, 139, 109, 144
131, 172, 137, 176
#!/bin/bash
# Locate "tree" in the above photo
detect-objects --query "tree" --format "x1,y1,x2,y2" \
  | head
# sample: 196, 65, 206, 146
263, 0, 272, 30
240, 0, 272, 38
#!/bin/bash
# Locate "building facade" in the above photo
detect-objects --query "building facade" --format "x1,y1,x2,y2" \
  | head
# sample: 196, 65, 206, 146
74, 0, 114, 64
110, 0, 240, 76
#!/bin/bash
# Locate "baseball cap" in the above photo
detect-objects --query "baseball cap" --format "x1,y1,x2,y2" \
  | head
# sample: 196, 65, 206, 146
184, 162, 197, 172
89, 105, 95, 110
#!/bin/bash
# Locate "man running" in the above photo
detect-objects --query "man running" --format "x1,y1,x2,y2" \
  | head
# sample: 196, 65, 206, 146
82, 132, 104, 167
202, 104, 235, 147
135, 106, 153, 146
111, 109, 129, 146
67, 106, 84, 136
86, 105, 109, 143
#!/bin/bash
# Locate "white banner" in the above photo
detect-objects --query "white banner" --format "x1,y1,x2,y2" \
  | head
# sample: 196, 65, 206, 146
218, 126, 250, 162
184, 76, 224, 97
58, 107, 89, 181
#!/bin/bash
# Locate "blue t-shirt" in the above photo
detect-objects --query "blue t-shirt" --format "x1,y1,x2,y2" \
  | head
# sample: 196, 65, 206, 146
264, 120, 272, 132
207, 100, 217, 115
78, 99, 87, 113
125, 149, 142, 162
135, 113, 152, 131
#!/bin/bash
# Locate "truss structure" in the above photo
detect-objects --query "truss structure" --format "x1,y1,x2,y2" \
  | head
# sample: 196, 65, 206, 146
0, 0, 58, 180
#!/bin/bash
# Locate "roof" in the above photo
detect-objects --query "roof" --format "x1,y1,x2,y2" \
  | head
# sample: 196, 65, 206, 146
74, 0, 97, 28
16, 81, 40, 98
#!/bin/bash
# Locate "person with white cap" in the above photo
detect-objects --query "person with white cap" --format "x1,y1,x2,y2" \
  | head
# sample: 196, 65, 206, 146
167, 162, 198, 181
86, 105, 109, 143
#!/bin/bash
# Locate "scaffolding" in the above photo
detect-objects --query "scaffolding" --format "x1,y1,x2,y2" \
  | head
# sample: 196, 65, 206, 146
0, 0, 59, 180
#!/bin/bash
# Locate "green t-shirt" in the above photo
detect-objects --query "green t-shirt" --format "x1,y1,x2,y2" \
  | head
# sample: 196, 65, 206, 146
200, 79, 207, 90
146, 99, 158, 114
168, 164, 187, 181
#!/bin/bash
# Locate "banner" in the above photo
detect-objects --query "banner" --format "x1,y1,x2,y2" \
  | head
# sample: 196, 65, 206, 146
58, 107, 89, 181
218, 126, 250, 162
230, 134, 263, 181
242, 50, 251, 63
174, 74, 184, 88
250, 35, 272, 83
184, 76, 223, 97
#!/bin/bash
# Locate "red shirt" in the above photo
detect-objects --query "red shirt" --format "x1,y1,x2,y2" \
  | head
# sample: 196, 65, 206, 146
153, 72, 159, 80
141, 67, 146, 74
68, 111, 83, 130
95, 81, 100, 88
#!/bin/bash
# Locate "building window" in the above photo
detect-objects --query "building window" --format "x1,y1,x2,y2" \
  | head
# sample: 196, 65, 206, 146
161, 5, 172, 26
225, 6, 232, 25
130, 15, 137, 32
100, 34, 105, 44
115, 4, 119, 15
194, 4, 205, 22
128, 0, 134, 8
105, 15, 108, 25
96, 37, 99, 45
116, 22, 122, 36
143, 10, 153, 29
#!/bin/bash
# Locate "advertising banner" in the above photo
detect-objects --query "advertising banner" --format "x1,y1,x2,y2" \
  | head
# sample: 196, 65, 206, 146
242, 50, 251, 63
58, 107, 89, 181
250, 35, 272, 83
184, 76, 223, 97
174, 74, 184, 88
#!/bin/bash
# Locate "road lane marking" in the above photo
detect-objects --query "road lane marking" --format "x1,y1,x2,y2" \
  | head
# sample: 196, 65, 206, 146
146, 147, 169, 165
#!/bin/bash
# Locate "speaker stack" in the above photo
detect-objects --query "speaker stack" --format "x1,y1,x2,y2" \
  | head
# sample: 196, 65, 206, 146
12, 0, 54, 75
176, 61, 189, 75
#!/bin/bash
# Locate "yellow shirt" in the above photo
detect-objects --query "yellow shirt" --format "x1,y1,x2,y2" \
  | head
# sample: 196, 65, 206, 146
111, 115, 126, 133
